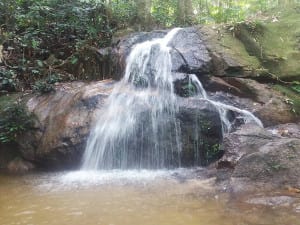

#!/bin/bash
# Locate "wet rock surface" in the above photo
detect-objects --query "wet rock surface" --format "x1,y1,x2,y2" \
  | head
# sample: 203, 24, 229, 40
177, 98, 223, 166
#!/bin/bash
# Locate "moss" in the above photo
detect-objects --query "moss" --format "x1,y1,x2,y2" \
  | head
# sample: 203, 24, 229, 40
273, 84, 300, 115
221, 29, 262, 70
258, 8, 300, 79
233, 6, 300, 80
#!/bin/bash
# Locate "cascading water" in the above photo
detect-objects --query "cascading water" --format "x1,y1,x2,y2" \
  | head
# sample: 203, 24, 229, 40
82, 28, 262, 170
82, 28, 182, 170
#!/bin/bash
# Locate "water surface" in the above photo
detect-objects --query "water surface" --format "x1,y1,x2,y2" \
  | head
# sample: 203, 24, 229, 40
0, 170, 299, 225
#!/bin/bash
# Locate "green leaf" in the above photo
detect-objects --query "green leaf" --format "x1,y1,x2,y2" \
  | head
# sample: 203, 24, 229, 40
31, 69, 40, 75
71, 57, 78, 65
37, 60, 44, 67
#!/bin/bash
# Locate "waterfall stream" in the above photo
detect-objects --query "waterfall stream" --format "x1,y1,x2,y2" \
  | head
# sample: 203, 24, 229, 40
82, 28, 262, 170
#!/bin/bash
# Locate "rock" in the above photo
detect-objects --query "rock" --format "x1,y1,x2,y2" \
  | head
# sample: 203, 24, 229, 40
217, 124, 276, 169
225, 78, 299, 126
232, 138, 300, 188
112, 27, 211, 79
111, 27, 298, 126
0, 143, 20, 169
16, 80, 223, 169
199, 25, 261, 78
203, 77, 299, 126
7, 158, 35, 173
173, 73, 200, 97
17, 80, 115, 169
168, 27, 211, 74
218, 123, 300, 192
268, 123, 300, 138
200, 76, 246, 98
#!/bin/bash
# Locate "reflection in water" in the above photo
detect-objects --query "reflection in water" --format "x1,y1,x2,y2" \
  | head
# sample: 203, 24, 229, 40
0, 171, 299, 225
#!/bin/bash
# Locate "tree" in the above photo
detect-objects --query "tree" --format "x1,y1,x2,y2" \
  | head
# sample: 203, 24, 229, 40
176, 0, 194, 25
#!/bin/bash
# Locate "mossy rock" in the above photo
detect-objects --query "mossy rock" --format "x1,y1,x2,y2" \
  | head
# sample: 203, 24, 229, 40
199, 24, 262, 77
233, 6, 300, 81
200, 5, 300, 82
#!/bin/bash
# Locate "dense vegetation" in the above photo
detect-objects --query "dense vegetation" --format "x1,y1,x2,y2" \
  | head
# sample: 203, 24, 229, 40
0, 0, 299, 92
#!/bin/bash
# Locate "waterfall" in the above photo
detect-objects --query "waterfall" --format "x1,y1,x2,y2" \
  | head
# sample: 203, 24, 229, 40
82, 28, 262, 170
82, 28, 182, 170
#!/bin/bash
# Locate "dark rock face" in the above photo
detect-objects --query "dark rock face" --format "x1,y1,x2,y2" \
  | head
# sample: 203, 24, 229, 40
112, 28, 211, 79
177, 98, 223, 166
173, 73, 198, 97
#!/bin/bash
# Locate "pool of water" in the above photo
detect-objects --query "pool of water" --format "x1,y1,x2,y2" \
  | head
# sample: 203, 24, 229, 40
0, 169, 299, 225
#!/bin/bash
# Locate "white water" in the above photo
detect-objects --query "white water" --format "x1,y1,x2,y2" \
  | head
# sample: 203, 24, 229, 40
189, 74, 263, 133
82, 28, 182, 170
82, 28, 262, 170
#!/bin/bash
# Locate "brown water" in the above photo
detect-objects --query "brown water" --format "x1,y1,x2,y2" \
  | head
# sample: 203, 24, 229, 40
0, 170, 299, 225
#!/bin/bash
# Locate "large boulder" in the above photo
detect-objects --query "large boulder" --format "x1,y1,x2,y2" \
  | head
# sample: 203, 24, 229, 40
16, 81, 223, 169
112, 27, 211, 79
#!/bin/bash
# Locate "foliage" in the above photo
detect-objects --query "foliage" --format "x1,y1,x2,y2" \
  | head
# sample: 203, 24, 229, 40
151, 0, 177, 27
181, 83, 197, 97
109, 0, 138, 29
205, 143, 222, 164
0, 0, 299, 92
291, 82, 300, 94
0, 103, 33, 143
0, 68, 18, 91
32, 80, 54, 94
0, 0, 113, 91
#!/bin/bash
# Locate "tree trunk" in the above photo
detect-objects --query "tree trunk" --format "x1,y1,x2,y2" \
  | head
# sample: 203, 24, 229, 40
176, 0, 194, 25
135, 0, 152, 31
